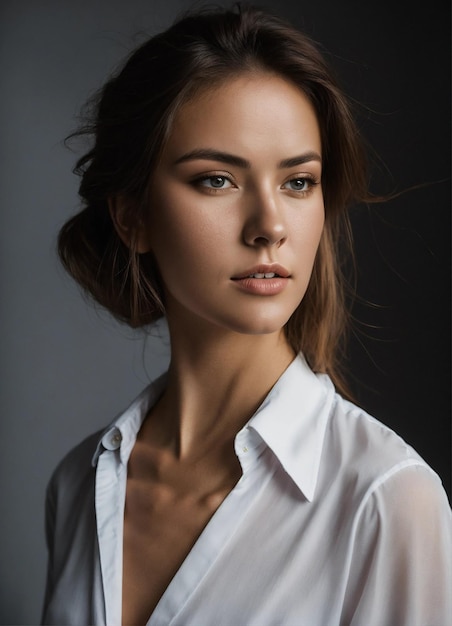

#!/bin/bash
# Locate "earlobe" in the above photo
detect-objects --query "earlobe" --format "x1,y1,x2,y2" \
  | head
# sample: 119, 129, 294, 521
108, 196, 152, 254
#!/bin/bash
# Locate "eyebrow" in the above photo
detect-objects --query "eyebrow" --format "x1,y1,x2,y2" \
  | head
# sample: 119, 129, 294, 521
173, 148, 322, 168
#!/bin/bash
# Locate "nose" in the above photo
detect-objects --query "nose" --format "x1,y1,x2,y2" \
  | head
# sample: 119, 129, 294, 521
242, 189, 287, 248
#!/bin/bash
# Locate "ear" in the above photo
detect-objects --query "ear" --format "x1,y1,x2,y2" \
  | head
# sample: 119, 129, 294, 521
108, 196, 152, 254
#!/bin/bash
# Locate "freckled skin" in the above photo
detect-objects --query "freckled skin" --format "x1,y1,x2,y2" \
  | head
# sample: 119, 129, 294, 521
121, 73, 325, 625
140, 73, 324, 337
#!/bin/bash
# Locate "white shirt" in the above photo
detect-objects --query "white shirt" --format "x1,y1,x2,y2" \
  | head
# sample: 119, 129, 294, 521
42, 355, 452, 625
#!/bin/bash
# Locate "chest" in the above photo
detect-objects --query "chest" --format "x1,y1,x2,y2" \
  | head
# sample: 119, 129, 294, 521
121, 449, 240, 626
120, 463, 353, 626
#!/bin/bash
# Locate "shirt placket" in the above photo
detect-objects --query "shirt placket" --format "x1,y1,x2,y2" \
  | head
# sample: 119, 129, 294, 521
95, 427, 127, 626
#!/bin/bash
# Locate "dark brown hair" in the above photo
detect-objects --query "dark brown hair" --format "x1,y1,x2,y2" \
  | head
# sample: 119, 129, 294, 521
59, 4, 373, 396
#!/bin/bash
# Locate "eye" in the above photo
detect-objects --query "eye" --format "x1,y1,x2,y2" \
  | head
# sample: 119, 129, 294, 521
199, 175, 233, 189
282, 177, 313, 192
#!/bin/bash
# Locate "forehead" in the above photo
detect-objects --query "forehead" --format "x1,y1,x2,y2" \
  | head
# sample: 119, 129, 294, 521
162, 73, 322, 163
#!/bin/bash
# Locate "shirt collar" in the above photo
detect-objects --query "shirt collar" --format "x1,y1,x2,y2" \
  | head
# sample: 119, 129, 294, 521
91, 372, 168, 467
246, 354, 335, 502
92, 354, 334, 502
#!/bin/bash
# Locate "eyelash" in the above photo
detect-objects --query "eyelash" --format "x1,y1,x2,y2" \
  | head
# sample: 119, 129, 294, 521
193, 174, 235, 191
191, 172, 236, 194
192, 173, 320, 195
282, 176, 319, 195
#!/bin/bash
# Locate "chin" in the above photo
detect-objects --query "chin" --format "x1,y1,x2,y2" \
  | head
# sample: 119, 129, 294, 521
218, 312, 294, 337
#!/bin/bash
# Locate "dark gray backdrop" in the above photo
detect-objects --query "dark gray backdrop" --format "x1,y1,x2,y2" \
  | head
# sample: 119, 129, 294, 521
1, 0, 450, 623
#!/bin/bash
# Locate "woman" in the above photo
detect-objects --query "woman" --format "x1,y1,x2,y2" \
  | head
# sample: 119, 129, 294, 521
42, 5, 451, 625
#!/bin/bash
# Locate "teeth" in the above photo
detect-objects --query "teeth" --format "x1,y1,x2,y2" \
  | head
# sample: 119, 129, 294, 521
248, 272, 278, 278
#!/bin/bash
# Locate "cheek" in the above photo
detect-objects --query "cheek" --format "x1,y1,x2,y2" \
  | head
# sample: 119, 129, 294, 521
296, 203, 325, 260
147, 196, 233, 282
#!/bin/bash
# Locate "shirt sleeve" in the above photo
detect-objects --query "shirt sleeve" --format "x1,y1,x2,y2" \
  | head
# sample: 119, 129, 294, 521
341, 463, 452, 626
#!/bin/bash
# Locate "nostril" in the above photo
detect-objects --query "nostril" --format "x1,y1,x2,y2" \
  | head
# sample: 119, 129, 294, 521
253, 236, 271, 245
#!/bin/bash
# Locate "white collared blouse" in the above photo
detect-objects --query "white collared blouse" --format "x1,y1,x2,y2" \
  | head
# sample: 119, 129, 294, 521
42, 355, 452, 625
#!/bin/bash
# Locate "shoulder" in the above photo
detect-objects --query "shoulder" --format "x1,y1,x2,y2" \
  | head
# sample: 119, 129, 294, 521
45, 429, 104, 526
48, 429, 103, 492
323, 391, 434, 490
314, 387, 451, 528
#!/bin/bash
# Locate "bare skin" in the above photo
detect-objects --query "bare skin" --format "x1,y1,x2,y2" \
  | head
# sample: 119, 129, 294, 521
118, 72, 324, 625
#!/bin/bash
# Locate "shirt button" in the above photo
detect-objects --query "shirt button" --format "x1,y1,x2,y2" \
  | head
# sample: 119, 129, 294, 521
102, 428, 122, 450
242, 446, 248, 453
111, 432, 122, 446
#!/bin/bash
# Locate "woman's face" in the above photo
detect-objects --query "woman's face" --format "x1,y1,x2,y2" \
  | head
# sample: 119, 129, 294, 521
142, 73, 324, 337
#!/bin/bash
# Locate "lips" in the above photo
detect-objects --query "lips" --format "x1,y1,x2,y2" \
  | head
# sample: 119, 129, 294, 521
231, 264, 290, 296
231, 264, 290, 280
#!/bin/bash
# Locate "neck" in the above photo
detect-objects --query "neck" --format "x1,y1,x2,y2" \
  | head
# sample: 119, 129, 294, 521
145, 313, 295, 460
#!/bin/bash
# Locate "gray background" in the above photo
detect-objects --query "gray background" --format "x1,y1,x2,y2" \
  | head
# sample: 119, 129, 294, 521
1, 0, 450, 623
